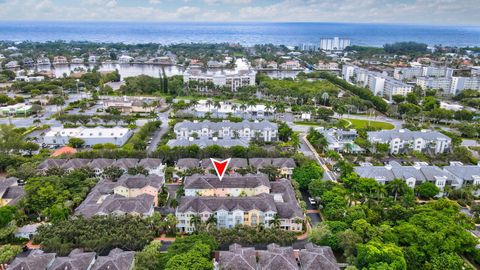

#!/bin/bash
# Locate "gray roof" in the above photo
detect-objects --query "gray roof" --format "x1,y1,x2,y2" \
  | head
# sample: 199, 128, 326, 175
62, 159, 91, 170
176, 158, 200, 169
218, 244, 256, 270
167, 138, 250, 148
299, 243, 340, 270
49, 249, 96, 270
354, 163, 457, 184
138, 158, 163, 169
229, 158, 248, 168
37, 159, 66, 170
272, 158, 296, 168
248, 158, 272, 169
443, 164, 480, 181
0, 177, 18, 198
3, 186, 25, 205
258, 244, 297, 270
113, 158, 139, 169
8, 250, 56, 270
89, 159, 115, 169
368, 129, 451, 142
175, 120, 277, 131
179, 179, 302, 219
91, 248, 135, 270
184, 174, 270, 189
75, 175, 162, 217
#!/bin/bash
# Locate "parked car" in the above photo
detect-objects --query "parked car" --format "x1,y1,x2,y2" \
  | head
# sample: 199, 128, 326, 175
308, 197, 316, 205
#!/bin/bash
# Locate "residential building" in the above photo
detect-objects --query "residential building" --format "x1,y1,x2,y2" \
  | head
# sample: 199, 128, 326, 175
175, 158, 200, 172
394, 67, 423, 80
416, 77, 452, 91
172, 120, 278, 142
320, 37, 351, 51
342, 65, 413, 99
188, 100, 275, 119
71, 57, 84, 64
450, 76, 480, 95
184, 174, 270, 197
37, 158, 165, 177
280, 60, 301, 70
44, 127, 133, 147
443, 162, 480, 189
217, 243, 339, 270
37, 57, 51, 65
176, 179, 303, 232
75, 174, 163, 217
0, 177, 24, 207
5, 61, 19, 69
422, 66, 454, 77
14, 223, 42, 239
119, 55, 134, 63
53, 56, 68, 65
8, 250, 56, 270
102, 96, 160, 113
7, 249, 135, 270
367, 129, 451, 154
22, 57, 34, 67
0, 104, 32, 116
317, 127, 363, 153
355, 161, 457, 191
183, 58, 256, 91
14, 76, 45, 82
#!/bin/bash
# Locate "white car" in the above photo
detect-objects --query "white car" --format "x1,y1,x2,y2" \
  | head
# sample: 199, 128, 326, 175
308, 197, 316, 205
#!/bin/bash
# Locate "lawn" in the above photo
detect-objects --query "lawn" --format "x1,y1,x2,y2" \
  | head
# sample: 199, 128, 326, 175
343, 118, 395, 130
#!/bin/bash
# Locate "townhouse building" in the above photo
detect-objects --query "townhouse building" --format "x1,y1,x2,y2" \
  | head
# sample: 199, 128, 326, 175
172, 120, 278, 142
176, 179, 303, 233
44, 127, 133, 147
367, 129, 451, 154
184, 174, 270, 197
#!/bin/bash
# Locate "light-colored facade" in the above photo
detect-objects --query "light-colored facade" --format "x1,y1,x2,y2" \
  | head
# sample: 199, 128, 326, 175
173, 120, 278, 142
416, 76, 480, 95
394, 67, 423, 80
177, 179, 303, 233
184, 174, 270, 197
44, 127, 133, 147
183, 58, 256, 91
368, 129, 451, 154
102, 96, 159, 113
320, 37, 350, 51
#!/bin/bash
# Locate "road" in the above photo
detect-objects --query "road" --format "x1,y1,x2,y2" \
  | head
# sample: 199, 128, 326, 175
301, 134, 337, 181
147, 108, 171, 153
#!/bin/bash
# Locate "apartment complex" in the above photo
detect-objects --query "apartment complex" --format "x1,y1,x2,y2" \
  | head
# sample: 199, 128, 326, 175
75, 174, 163, 217
183, 58, 256, 91
394, 66, 454, 80
38, 158, 166, 177
173, 120, 277, 142
8, 248, 134, 270
342, 65, 413, 100
176, 177, 303, 233
44, 127, 133, 147
319, 37, 350, 51
367, 129, 451, 154
416, 76, 480, 95
217, 243, 340, 270
317, 127, 363, 153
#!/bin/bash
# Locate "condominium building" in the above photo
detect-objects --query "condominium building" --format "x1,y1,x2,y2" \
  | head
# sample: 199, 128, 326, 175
422, 66, 454, 77
172, 120, 278, 142
184, 174, 270, 197
342, 65, 413, 100
44, 127, 133, 147
416, 76, 480, 95
176, 178, 303, 233
183, 58, 256, 91
75, 174, 164, 217
319, 37, 350, 51
355, 161, 456, 192
367, 129, 451, 154
394, 67, 423, 80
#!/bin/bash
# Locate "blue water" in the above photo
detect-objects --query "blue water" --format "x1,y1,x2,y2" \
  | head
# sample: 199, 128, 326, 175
0, 21, 479, 47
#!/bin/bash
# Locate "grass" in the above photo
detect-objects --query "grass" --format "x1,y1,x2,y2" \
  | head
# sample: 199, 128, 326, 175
293, 121, 323, 126
344, 118, 395, 130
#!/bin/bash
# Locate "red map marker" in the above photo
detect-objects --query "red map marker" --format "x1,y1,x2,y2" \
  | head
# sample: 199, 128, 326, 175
211, 158, 231, 181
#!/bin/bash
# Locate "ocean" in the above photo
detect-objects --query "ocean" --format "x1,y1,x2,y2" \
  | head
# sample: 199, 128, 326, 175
0, 21, 479, 47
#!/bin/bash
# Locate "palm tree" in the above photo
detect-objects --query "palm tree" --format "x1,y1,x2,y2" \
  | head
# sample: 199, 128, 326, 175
290, 132, 301, 149
169, 198, 178, 210
206, 215, 217, 231
214, 101, 221, 118
321, 92, 329, 106
240, 103, 247, 118
231, 104, 238, 115
190, 214, 202, 232
344, 142, 354, 154
269, 213, 281, 229
206, 99, 213, 110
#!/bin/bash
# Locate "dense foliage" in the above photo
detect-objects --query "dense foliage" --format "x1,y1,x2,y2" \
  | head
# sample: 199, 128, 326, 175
34, 215, 155, 256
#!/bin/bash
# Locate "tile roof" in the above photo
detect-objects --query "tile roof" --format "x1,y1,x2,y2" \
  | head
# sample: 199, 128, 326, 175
138, 158, 163, 169
258, 244, 298, 270
8, 250, 56, 270
218, 244, 256, 270
176, 158, 200, 169
272, 158, 296, 168
184, 173, 270, 189
299, 243, 340, 270
248, 158, 272, 169
368, 129, 451, 142
89, 159, 115, 169
49, 249, 96, 270
91, 248, 135, 270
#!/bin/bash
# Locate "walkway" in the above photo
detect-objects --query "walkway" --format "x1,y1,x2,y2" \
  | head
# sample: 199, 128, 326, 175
301, 134, 336, 181
146, 108, 171, 153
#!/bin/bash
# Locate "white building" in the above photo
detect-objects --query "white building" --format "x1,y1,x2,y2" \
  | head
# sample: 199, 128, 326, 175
343, 65, 413, 100
416, 76, 480, 95
173, 120, 278, 142
14, 76, 45, 82
119, 55, 134, 63
450, 76, 480, 95
279, 60, 301, 70
320, 37, 350, 51
422, 66, 454, 78
368, 129, 451, 155
44, 127, 133, 147
183, 58, 256, 91
393, 67, 423, 80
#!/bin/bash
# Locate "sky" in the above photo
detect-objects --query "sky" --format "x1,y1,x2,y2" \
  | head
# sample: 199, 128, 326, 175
0, 0, 479, 25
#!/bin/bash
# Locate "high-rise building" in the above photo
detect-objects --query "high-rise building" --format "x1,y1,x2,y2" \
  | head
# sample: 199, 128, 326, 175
320, 37, 351, 51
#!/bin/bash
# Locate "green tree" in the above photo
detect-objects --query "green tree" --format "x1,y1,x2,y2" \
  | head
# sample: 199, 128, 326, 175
68, 138, 85, 148
356, 241, 407, 270
292, 162, 323, 190
134, 240, 163, 270
0, 244, 22, 264
415, 182, 440, 199
102, 166, 124, 181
